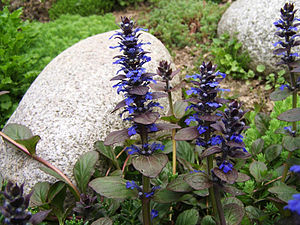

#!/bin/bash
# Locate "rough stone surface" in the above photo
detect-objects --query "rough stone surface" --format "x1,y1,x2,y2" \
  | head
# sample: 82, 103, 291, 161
218, 0, 300, 74
0, 30, 178, 191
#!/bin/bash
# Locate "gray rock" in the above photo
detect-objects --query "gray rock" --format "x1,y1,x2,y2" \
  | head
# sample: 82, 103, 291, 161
0, 30, 178, 191
218, 0, 300, 74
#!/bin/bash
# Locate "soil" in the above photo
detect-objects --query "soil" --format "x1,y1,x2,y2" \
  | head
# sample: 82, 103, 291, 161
5, 0, 274, 112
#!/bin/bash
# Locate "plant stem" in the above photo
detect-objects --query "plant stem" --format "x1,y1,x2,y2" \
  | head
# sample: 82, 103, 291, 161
207, 155, 218, 219
0, 131, 81, 200
167, 91, 177, 175
213, 184, 226, 225
142, 175, 151, 225
281, 68, 298, 182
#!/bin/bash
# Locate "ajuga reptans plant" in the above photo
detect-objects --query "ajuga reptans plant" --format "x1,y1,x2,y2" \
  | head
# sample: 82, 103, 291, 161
101, 16, 179, 225
272, 2, 300, 182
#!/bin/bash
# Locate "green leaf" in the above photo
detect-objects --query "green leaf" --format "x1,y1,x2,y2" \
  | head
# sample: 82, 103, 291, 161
166, 174, 193, 192
161, 115, 179, 123
249, 161, 267, 182
283, 136, 300, 152
264, 144, 282, 162
2, 123, 33, 140
16, 135, 41, 155
251, 138, 264, 155
153, 188, 185, 203
255, 113, 271, 135
94, 141, 117, 166
201, 215, 216, 225
184, 173, 212, 190
74, 151, 99, 193
31, 182, 50, 206
256, 64, 265, 73
163, 140, 175, 154
176, 141, 195, 163
223, 197, 244, 208
50, 183, 67, 213
173, 100, 189, 119
47, 181, 66, 203
39, 166, 66, 183
224, 203, 244, 225
277, 108, 300, 122
91, 217, 113, 225
132, 153, 168, 178
89, 176, 137, 199
175, 208, 199, 225
268, 182, 298, 203
270, 88, 292, 101
245, 206, 266, 221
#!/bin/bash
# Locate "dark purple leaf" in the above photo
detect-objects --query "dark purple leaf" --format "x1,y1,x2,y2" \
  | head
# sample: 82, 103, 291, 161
226, 141, 245, 148
143, 72, 156, 78
132, 153, 168, 178
156, 123, 181, 131
224, 203, 244, 225
128, 86, 149, 95
236, 173, 251, 183
201, 146, 222, 158
174, 127, 199, 141
149, 82, 166, 91
277, 108, 300, 122
215, 97, 229, 104
110, 75, 126, 81
251, 138, 264, 155
151, 92, 168, 99
213, 168, 238, 184
229, 150, 251, 159
184, 173, 212, 190
199, 115, 221, 122
283, 136, 300, 152
166, 174, 193, 192
265, 144, 282, 161
112, 100, 126, 113
185, 97, 200, 104
255, 112, 271, 135
222, 186, 245, 196
133, 111, 159, 125
170, 68, 180, 79
273, 48, 287, 55
270, 89, 292, 101
177, 157, 194, 171
104, 129, 129, 145
210, 121, 225, 132
29, 210, 52, 225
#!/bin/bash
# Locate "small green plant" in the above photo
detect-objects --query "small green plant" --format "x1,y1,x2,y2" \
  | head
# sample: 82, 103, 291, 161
210, 33, 253, 80
141, 0, 227, 50
49, 0, 144, 20
255, 64, 286, 90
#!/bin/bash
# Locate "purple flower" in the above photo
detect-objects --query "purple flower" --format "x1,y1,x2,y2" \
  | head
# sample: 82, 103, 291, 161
197, 126, 207, 135
128, 125, 137, 136
126, 181, 140, 190
284, 193, 300, 215
126, 145, 140, 155
185, 115, 197, 125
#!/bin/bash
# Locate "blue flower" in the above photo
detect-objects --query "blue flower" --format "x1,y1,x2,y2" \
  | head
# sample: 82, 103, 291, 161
280, 84, 289, 90
126, 180, 140, 190
197, 126, 207, 134
290, 165, 300, 173
230, 134, 243, 143
196, 138, 207, 147
151, 209, 159, 220
219, 161, 233, 173
145, 186, 160, 198
185, 115, 197, 126
209, 135, 223, 145
284, 193, 300, 215
128, 125, 138, 136
126, 145, 140, 155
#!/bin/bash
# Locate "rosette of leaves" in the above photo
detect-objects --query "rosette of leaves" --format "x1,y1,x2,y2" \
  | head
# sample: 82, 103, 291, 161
271, 2, 300, 183
73, 193, 103, 222
0, 181, 50, 225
